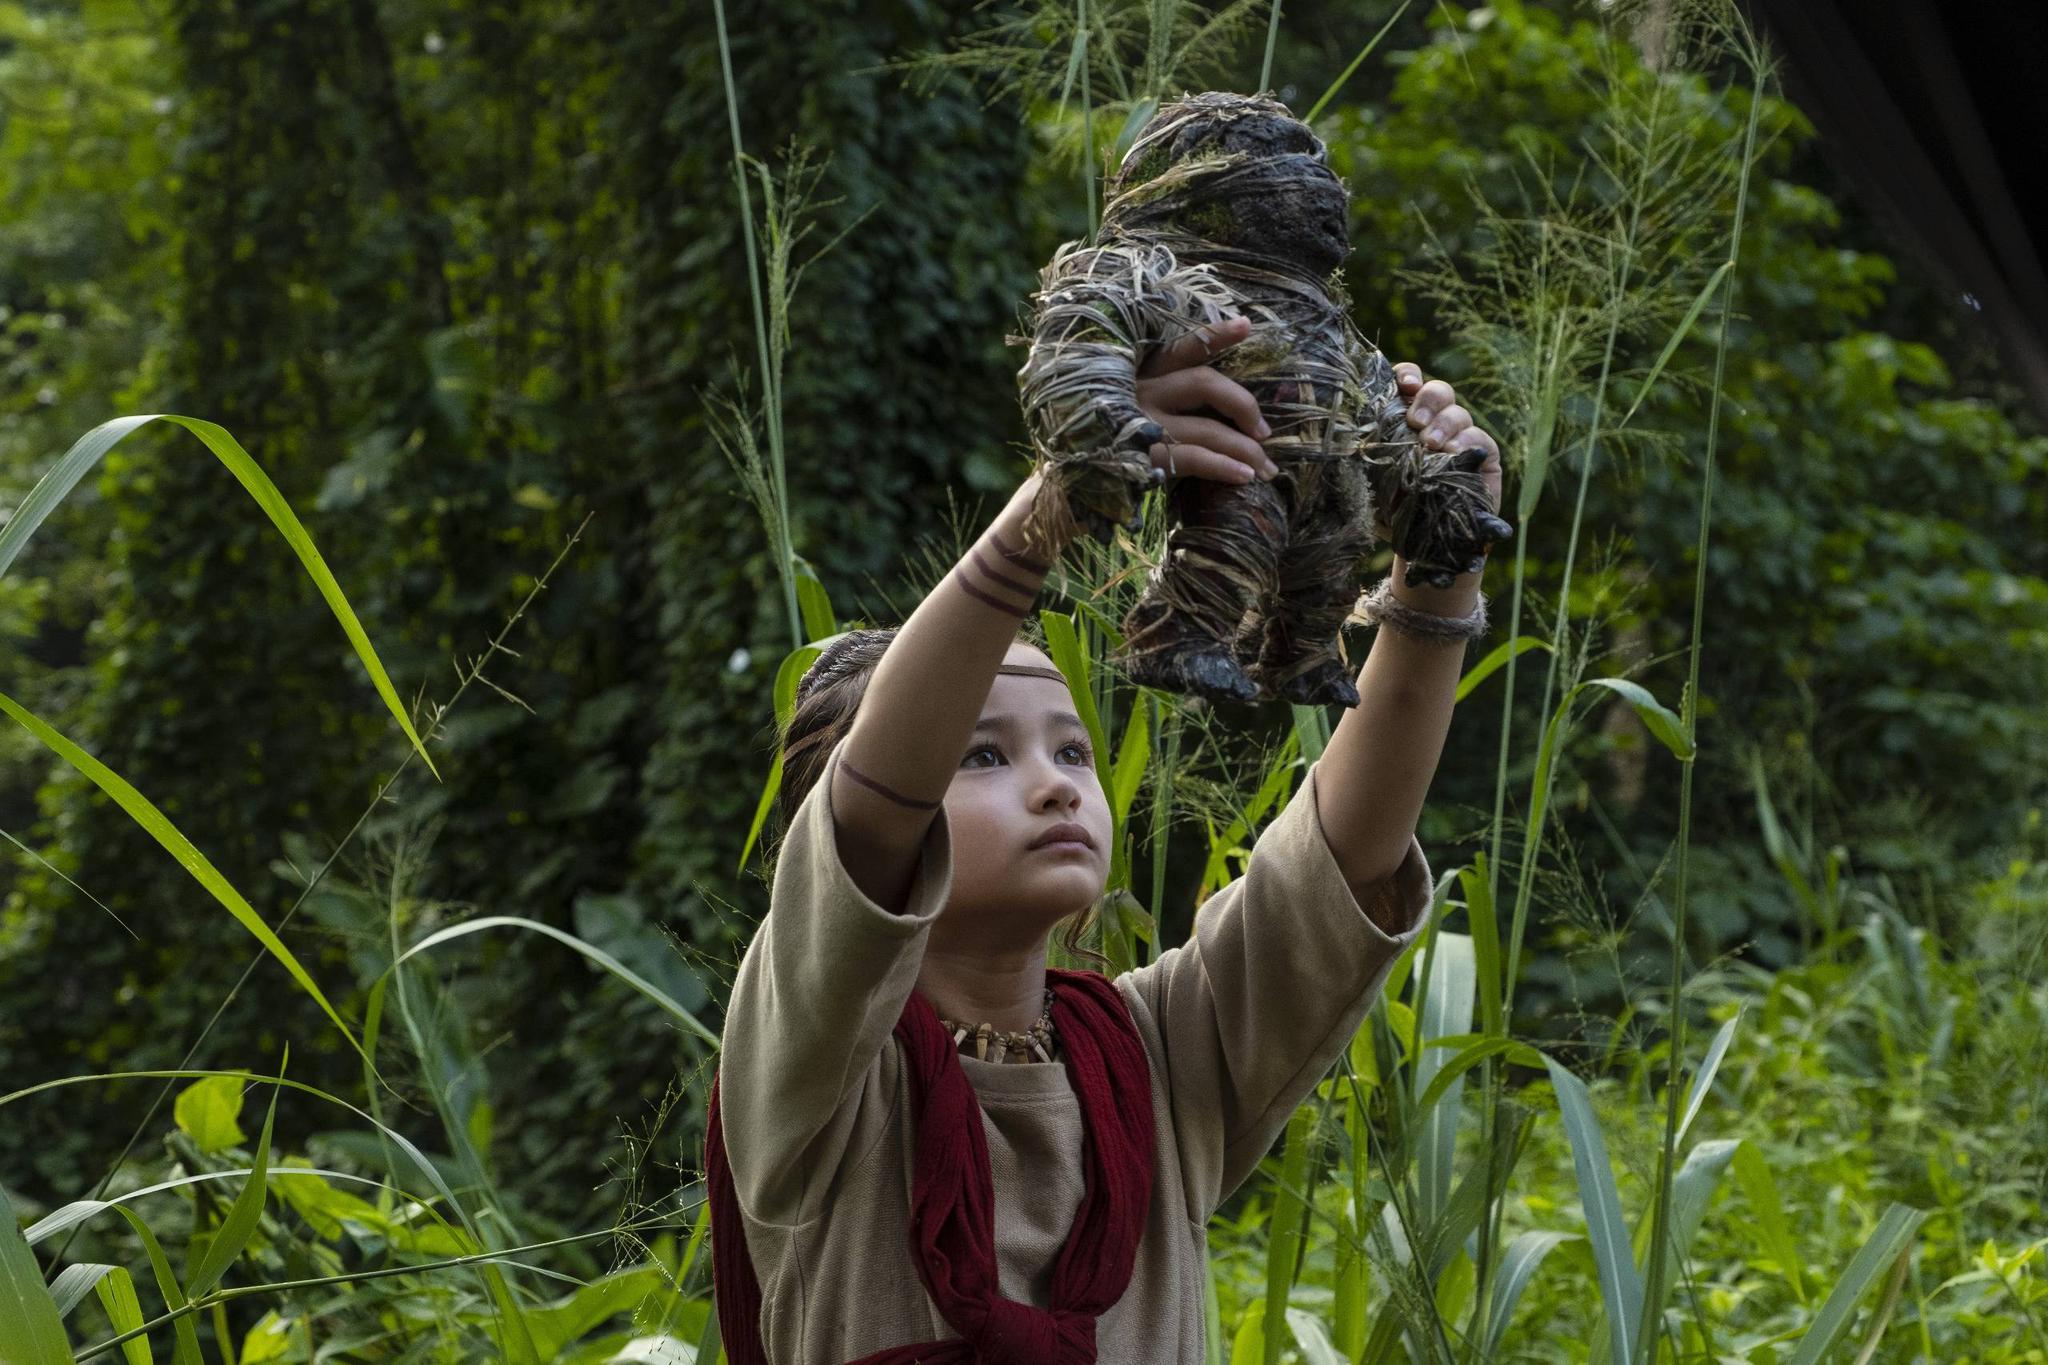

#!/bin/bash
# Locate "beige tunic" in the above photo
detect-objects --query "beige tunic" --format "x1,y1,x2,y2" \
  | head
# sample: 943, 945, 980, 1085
716, 732, 1432, 1362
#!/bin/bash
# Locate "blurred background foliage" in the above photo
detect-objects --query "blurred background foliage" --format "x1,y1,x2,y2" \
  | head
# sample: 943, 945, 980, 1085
2, 0, 2040, 1269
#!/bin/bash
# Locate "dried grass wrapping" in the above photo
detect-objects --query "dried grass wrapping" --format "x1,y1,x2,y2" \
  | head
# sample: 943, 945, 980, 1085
1012, 91, 1507, 702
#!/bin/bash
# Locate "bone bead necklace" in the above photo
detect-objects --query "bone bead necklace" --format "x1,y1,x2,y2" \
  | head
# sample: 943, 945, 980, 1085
937, 986, 1059, 1064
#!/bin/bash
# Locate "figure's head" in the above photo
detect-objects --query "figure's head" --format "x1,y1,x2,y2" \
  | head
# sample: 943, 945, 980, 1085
775, 626, 1113, 967
1103, 91, 1351, 278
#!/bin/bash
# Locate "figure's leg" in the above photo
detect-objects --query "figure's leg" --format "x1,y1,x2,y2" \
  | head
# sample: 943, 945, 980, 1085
1114, 474, 1284, 706
1244, 458, 1375, 708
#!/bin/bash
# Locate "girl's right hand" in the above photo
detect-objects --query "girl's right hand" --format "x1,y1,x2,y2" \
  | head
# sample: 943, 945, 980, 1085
1135, 316, 1282, 485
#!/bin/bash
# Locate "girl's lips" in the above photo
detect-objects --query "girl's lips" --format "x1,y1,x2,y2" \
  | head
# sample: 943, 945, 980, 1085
1031, 840, 1092, 853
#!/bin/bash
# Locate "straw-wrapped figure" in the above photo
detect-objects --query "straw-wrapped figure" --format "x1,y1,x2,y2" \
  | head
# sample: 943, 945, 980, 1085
1012, 92, 1513, 707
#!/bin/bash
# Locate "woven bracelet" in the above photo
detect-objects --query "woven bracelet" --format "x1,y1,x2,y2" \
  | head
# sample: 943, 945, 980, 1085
1355, 576, 1490, 644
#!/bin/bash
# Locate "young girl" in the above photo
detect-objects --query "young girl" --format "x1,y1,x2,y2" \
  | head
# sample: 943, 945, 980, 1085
706, 318, 1503, 1363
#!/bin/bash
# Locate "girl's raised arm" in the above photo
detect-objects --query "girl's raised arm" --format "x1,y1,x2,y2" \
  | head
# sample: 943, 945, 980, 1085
828, 471, 1068, 913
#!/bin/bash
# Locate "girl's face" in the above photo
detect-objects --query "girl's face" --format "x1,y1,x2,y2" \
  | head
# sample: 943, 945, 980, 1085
935, 643, 1113, 951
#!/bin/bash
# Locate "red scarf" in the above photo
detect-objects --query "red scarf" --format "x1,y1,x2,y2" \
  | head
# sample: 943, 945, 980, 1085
705, 967, 1156, 1364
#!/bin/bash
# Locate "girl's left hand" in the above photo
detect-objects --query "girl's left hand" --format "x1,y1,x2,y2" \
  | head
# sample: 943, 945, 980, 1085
1393, 362, 1503, 516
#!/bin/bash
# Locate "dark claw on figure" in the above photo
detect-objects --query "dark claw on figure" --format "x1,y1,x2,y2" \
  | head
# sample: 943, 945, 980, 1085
1482, 514, 1515, 541
1452, 446, 1490, 472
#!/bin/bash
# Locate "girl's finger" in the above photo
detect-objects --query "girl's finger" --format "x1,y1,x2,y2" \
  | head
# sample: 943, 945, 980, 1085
1138, 316, 1251, 378
1407, 378, 1457, 428
1150, 439, 1259, 485
1137, 365, 1271, 439
1157, 412, 1277, 477
1454, 426, 1501, 460
1421, 404, 1472, 448
1393, 361, 1425, 393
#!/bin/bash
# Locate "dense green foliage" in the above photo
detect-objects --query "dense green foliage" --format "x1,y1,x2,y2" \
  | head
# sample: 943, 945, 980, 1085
2, 0, 2041, 1359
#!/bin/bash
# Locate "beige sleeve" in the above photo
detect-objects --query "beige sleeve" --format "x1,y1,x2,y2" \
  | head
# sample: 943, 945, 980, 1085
716, 733, 954, 1227
1123, 756, 1433, 1222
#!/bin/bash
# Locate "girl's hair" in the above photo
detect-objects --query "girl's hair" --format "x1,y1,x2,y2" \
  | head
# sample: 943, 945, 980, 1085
774, 624, 1111, 971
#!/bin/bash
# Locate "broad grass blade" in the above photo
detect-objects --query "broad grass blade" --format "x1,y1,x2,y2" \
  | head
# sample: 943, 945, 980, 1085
1732, 1139, 1806, 1303
1109, 698, 1149, 828
1455, 635, 1549, 704
792, 560, 835, 642
1483, 1231, 1576, 1359
1262, 1105, 1317, 1365
1617, 261, 1735, 430
368, 916, 720, 1052
1282, 1308, 1347, 1365
183, 1066, 283, 1299
740, 639, 836, 873
109, 1205, 201, 1365
0, 415, 435, 775
1415, 1035, 1545, 1115
1583, 678, 1694, 761
1601, 1137, 1740, 1363
1040, 610, 1111, 794
1676, 1012, 1740, 1144
1, 1183, 74, 1363
1290, 702, 1329, 763
92, 1265, 151, 1365
1415, 934, 1475, 1226
1458, 856, 1504, 1037
1785, 1204, 1928, 1365
1544, 1055, 1643, 1365
0, 691, 366, 1063
50, 1263, 116, 1318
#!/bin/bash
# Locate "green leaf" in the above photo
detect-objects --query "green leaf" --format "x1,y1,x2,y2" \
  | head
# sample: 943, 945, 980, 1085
1544, 1056, 1643, 1365
1040, 609, 1111, 795
371, 916, 720, 1049
1676, 1012, 1740, 1145
1732, 1139, 1806, 1303
1785, 1204, 1927, 1365
1455, 635, 1550, 704
522, 1265, 665, 1359
1, 1184, 74, 1364
172, 1077, 247, 1154
1584, 677, 1695, 761
1282, 1307, 1348, 1365
92, 1266, 152, 1365
1458, 856, 1503, 1038
1616, 260, 1735, 430
184, 1059, 285, 1299
1414, 1035, 1546, 1114
1109, 698, 1149, 829
1415, 934, 1475, 1226
1262, 1106, 1317, 1365
1482, 1231, 1576, 1360
108, 1205, 201, 1365
51, 1262, 117, 1317
0, 415, 435, 776
0, 690, 367, 1065
791, 559, 837, 642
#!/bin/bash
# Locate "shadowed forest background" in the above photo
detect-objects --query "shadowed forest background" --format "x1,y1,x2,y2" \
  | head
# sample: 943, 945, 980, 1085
2, 0, 2043, 1359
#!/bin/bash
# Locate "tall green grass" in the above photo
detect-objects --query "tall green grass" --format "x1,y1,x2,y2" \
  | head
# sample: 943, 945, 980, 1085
9, 1, 2043, 1361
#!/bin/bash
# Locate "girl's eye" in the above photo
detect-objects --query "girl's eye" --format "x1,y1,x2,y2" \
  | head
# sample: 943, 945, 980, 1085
960, 741, 1094, 768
